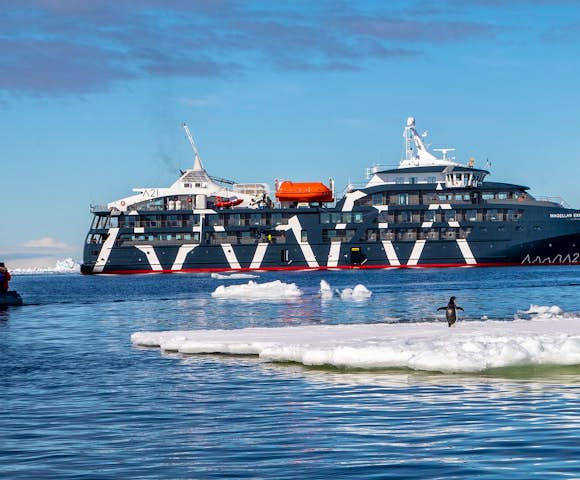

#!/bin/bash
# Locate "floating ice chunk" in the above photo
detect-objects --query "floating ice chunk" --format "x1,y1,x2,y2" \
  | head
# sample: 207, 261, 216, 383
211, 280, 302, 299
320, 280, 334, 299
132, 315, 580, 373
211, 273, 259, 280
340, 284, 372, 300
521, 305, 564, 317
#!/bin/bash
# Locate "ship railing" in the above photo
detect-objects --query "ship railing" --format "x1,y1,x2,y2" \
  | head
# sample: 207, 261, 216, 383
536, 196, 571, 208
90, 204, 109, 213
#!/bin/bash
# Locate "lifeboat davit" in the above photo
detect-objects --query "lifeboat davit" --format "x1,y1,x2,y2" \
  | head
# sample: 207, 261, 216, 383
215, 197, 243, 208
275, 181, 334, 203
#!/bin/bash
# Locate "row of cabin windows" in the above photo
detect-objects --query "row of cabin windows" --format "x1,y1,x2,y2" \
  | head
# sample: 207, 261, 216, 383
93, 214, 201, 229
206, 231, 286, 245
377, 208, 523, 224
205, 212, 288, 227
365, 228, 473, 242
320, 212, 364, 224
358, 190, 525, 207
115, 232, 201, 245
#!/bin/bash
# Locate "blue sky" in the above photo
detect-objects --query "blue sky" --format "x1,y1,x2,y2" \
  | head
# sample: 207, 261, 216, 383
1, 0, 579, 268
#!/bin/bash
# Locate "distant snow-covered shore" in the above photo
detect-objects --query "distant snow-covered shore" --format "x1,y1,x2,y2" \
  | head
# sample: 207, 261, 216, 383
11, 258, 80, 275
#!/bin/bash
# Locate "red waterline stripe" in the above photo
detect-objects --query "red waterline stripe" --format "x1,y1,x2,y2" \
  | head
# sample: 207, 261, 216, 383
79, 261, 572, 275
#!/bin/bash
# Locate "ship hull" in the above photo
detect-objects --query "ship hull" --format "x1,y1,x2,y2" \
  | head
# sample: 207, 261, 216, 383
81, 215, 580, 274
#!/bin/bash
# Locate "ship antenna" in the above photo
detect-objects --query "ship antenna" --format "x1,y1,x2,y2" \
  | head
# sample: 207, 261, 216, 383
182, 122, 204, 171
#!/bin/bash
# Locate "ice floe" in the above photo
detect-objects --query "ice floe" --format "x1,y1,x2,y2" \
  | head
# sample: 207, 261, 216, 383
211, 273, 259, 280
132, 307, 580, 373
211, 280, 302, 299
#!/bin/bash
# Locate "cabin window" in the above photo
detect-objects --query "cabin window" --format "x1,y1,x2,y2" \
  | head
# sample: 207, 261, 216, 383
301, 230, 308, 242
342, 213, 352, 224
372, 193, 386, 205
320, 213, 331, 224
445, 210, 457, 222
427, 176, 437, 184
395, 177, 405, 184
365, 229, 379, 242
353, 212, 363, 223
398, 229, 417, 241
419, 228, 439, 240
270, 213, 283, 225
227, 214, 241, 227
465, 210, 478, 222
87, 234, 103, 244
441, 228, 457, 240
485, 209, 499, 221
482, 192, 494, 200
506, 209, 521, 221
398, 193, 409, 205
396, 211, 411, 223
409, 177, 418, 184
250, 213, 262, 226
497, 192, 508, 200
423, 210, 437, 222
379, 229, 395, 241
238, 231, 253, 244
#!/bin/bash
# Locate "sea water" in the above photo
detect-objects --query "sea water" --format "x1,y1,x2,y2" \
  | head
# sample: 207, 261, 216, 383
1, 266, 580, 479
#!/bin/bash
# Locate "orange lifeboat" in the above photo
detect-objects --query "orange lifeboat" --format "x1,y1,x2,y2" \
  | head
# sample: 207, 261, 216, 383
275, 181, 334, 203
215, 197, 243, 208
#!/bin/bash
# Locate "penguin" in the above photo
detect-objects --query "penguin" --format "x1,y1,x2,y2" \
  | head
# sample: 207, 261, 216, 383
437, 296, 464, 327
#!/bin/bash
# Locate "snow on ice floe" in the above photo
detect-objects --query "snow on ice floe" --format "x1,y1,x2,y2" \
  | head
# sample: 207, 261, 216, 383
211, 280, 302, 299
12, 258, 80, 275
319, 280, 372, 300
131, 307, 580, 373
211, 272, 259, 280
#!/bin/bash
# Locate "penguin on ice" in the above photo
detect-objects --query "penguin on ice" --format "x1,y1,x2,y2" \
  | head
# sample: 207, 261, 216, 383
437, 296, 464, 327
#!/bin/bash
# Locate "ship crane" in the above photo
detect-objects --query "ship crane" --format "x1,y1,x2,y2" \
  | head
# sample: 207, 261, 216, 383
182, 122, 203, 171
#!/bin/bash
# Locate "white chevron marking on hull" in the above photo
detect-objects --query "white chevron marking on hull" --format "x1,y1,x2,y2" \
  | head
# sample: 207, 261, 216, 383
250, 243, 268, 269
456, 239, 477, 265
171, 244, 198, 271
381, 240, 400, 266
342, 190, 366, 211
407, 240, 426, 266
288, 216, 319, 267
93, 228, 120, 273
221, 244, 241, 269
136, 245, 163, 271
327, 242, 341, 267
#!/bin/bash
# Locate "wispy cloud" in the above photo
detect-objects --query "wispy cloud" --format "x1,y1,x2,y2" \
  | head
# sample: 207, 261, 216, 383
0, 1, 498, 96
21, 237, 73, 250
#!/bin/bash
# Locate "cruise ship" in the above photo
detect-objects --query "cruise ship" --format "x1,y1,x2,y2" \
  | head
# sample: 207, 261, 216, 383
81, 118, 580, 274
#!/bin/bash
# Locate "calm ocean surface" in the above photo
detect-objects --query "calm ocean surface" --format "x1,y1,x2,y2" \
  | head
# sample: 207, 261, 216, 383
1, 266, 580, 479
